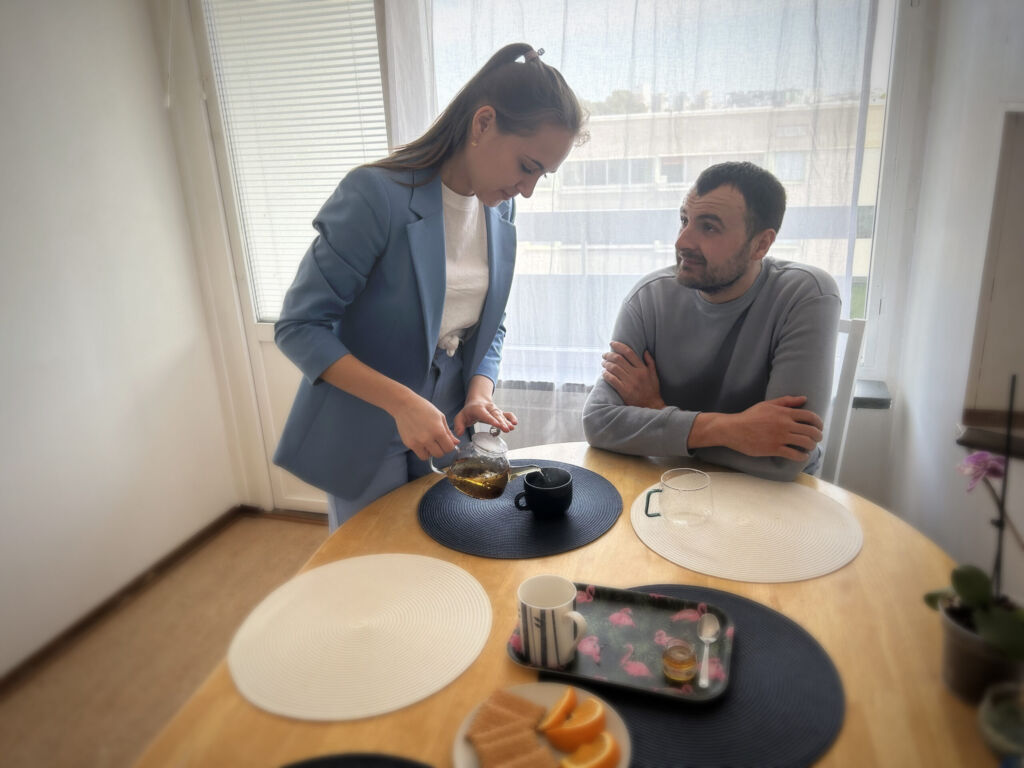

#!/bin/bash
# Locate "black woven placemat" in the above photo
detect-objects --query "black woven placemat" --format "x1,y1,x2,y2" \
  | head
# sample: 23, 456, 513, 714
281, 754, 432, 768
417, 459, 621, 558
541, 584, 844, 768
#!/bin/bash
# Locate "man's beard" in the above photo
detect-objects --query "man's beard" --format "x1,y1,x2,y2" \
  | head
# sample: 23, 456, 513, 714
675, 239, 753, 294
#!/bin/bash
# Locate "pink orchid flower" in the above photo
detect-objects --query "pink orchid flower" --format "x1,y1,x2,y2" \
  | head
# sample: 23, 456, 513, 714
958, 451, 1006, 491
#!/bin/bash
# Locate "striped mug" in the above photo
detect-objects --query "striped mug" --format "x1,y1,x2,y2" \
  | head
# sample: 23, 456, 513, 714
517, 574, 588, 669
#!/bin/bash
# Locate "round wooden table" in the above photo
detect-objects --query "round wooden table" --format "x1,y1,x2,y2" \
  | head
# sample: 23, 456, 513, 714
134, 443, 994, 767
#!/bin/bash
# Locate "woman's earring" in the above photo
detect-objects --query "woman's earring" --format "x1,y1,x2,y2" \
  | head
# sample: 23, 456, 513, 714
471, 140, 479, 147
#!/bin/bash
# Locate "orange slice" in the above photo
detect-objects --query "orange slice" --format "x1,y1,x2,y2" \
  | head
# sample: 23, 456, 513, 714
544, 697, 606, 752
538, 686, 578, 732
560, 731, 620, 768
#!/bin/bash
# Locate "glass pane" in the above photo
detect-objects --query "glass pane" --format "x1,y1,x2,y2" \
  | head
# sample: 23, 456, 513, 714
630, 158, 654, 184
585, 160, 608, 186
774, 151, 809, 182
661, 157, 685, 185
202, 0, 388, 322
432, 0, 889, 386
607, 159, 628, 185
561, 161, 586, 187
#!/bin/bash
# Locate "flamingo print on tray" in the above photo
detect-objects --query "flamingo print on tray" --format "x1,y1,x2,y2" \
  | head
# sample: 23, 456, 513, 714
653, 629, 684, 647
609, 606, 635, 627
709, 656, 727, 682
670, 607, 702, 622
619, 643, 652, 677
578, 635, 601, 663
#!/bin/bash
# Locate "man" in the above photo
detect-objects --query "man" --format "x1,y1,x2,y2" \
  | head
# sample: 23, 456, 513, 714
582, 161, 840, 481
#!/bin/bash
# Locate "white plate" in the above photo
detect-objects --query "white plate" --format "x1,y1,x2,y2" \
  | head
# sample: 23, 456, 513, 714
452, 682, 631, 768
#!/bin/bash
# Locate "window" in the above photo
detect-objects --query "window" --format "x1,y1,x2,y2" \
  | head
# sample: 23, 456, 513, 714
429, 0, 891, 394
561, 162, 586, 187
661, 156, 686, 184
630, 158, 654, 185
773, 151, 809, 182
200, 0, 895, 403
584, 160, 609, 186
560, 157, 655, 187
607, 158, 628, 185
201, 0, 388, 322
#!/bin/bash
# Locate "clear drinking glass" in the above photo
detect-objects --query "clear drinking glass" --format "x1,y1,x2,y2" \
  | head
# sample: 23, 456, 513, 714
644, 468, 713, 526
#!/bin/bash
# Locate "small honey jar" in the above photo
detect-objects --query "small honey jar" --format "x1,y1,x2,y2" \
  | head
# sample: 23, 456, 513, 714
662, 641, 697, 683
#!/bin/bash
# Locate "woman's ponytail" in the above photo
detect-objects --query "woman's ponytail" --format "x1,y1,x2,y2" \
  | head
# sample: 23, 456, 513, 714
370, 43, 586, 179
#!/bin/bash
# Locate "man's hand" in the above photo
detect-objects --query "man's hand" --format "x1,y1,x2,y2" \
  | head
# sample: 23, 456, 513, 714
601, 341, 666, 409
690, 395, 824, 461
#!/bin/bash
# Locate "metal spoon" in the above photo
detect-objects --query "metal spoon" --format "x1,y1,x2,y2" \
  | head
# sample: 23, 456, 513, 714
698, 612, 721, 689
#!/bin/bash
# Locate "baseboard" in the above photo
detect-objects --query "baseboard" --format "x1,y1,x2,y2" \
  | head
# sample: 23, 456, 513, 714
247, 507, 328, 525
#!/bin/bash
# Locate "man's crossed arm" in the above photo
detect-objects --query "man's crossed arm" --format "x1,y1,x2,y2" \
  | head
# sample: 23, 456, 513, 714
599, 340, 824, 464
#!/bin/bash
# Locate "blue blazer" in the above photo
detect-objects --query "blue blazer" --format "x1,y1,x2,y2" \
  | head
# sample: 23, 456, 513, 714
272, 166, 517, 499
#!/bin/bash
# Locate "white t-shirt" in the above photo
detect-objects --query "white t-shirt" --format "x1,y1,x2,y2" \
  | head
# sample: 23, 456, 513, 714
438, 183, 489, 356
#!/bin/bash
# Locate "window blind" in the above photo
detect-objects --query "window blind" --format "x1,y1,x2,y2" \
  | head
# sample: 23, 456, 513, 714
201, 0, 388, 322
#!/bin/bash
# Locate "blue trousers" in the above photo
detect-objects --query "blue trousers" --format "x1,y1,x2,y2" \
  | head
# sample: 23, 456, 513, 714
326, 347, 466, 532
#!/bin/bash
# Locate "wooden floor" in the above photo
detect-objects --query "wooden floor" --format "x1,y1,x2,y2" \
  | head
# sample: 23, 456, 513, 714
0, 513, 327, 768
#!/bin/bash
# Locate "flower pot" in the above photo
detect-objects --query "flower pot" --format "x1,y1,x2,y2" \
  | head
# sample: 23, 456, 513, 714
941, 606, 1024, 703
978, 681, 1024, 756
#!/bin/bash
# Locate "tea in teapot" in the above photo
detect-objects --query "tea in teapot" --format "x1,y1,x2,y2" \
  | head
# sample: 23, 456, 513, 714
429, 426, 540, 500
445, 459, 511, 499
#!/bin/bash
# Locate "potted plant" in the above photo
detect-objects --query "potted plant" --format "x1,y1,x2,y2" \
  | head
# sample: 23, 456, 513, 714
925, 437, 1024, 701
926, 562, 1024, 702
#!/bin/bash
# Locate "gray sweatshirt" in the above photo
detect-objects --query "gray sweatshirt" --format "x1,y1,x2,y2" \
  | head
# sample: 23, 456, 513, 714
582, 258, 841, 481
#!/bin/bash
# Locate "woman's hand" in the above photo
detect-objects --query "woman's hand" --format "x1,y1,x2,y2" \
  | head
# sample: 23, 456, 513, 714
393, 394, 461, 460
319, 354, 462, 460
454, 375, 518, 436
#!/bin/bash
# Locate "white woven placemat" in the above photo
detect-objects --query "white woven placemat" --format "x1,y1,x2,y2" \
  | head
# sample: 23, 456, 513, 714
631, 473, 863, 582
227, 554, 491, 720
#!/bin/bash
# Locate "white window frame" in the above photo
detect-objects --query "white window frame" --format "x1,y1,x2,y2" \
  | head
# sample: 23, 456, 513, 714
855, 0, 928, 384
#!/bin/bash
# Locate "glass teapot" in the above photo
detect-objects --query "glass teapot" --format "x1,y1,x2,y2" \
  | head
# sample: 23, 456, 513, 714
429, 426, 541, 500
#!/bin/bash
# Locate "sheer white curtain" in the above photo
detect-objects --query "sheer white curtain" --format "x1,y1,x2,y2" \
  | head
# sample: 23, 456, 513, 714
379, 0, 436, 147
401, 0, 883, 449
202, 0, 885, 453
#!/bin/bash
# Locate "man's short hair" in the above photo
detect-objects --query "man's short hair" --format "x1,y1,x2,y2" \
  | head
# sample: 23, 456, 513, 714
693, 161, 787, 238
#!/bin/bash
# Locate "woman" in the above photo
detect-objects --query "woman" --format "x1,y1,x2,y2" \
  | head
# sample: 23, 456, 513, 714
273, 43, 586, 531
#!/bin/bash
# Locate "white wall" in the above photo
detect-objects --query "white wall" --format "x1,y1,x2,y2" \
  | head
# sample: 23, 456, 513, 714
0, 0, 240, 676
885, 0, 1023, 600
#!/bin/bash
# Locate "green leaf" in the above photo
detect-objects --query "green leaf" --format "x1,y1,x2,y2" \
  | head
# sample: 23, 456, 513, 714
951, 565, 993, 608
924, 588, 954, 610
974, 607, 1024, 661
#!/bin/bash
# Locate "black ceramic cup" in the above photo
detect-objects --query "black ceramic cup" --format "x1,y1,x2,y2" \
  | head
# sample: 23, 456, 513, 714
514, 467, 573, 515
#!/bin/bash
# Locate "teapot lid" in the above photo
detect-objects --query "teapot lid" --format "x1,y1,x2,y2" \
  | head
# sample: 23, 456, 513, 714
470, 425, 507, 455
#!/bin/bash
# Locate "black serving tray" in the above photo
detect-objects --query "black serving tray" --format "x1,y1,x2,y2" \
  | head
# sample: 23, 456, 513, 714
507, 582, 734, 702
